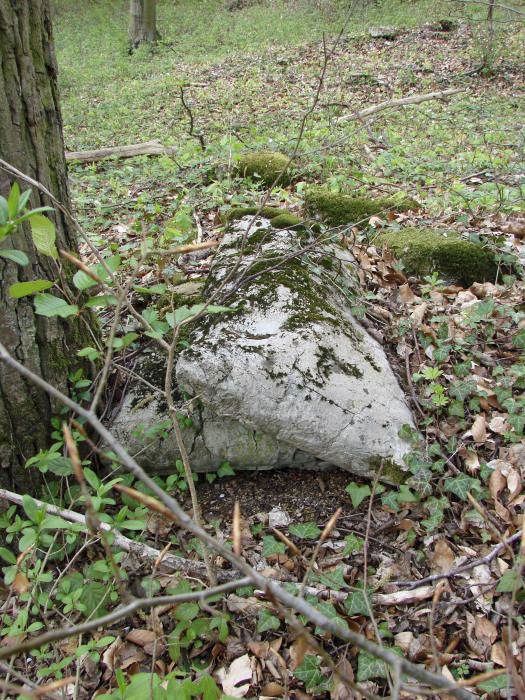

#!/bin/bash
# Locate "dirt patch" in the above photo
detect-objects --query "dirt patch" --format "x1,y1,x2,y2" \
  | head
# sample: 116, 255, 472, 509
187, 467, 361, 524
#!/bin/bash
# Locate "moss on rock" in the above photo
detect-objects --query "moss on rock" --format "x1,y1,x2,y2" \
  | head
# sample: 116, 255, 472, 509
234, 151, 292, 187
268, 213, 304, 230
304, 186, 418, 227
376, 228, 498, 287
224, 206, 288, 222
224, 206, 305, 231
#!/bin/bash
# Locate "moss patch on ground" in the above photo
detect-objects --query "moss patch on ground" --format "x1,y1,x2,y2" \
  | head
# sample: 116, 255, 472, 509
304, 186, 418, 227
234, 151, 292, 187
376, 228, 498, 287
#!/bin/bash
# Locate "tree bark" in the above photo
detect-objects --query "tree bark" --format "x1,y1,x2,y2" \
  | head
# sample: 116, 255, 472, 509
128, 0, 159, 49
0, 0, 93, 492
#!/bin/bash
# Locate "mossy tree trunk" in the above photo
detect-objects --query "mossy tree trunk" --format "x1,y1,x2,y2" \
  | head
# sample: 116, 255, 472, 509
128, 0, 159, 49
0, 0, 94, 492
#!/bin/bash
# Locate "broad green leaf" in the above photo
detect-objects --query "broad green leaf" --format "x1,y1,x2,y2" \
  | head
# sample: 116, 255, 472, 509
41, 515, 71, 530
7, 182, 20, 219
9, 279, 53, 298
112, 332, 138, 349
257, 608, 281, 633
343, 533, 364, 555
194, 673, 221, 700
217, 461, 235, 477
0, 547, 16, 565
174, 602, 200, 622
22, 495, 41, 523
478, 671, 510, 692
294, 655, 329, 692
73, 269, 98, 290
134, 283, 167, 295
315, 565, 348, 591
310, 600, 349, 636
0, 195, 8, 225
357, 651, 389, 681
444, 474, 482, 501
83, 467, 100, 491
79, 581, 109, 618
85, 294, 117, 308
77, 347, 101, 361
34, 293, 78, 318
344, 589, 370, 617
0, 249, 29, 265
30, 214, 57, 258
345, 482, 371, 509
288, 522, 321, 540
261, 535, 285, 557
119, 519, 147, 530
496, 569, 523, 593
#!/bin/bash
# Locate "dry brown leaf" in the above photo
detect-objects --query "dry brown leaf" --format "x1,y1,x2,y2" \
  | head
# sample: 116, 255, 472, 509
217, 654, 253, 698
506, 467, 522, 501
474, 615, 498, 647
410, 302, 428, 325
332, 657, 356, 700
431, 540, 455, 574
289, 636, 310, 670
399, 284, 416, 303
11, 572, 29, 594
471, 414, 487, 443
394, 631, 414, 653
489, 467, 507, 501
488, 415, 510, 435
491, 641, 507, 666
464, 450, 480, 473
261, 682, 285, 697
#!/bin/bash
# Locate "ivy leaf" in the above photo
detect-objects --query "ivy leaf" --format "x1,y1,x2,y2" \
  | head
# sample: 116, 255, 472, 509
9, 279, 53, 298
309, 600, 349, 636
257, 608, 280, 633
496, 569, 523, 593
381, 490, 400, 511
217, 461, 235, 477
288, 522, 321, 540
30, 214, 57, 258
34, 293, 78, 318
357, 651, 389, 681
477, 672, 510, 692
345, 482, 371, 509
0, 249, 29, 265
294, 655, 329, 692
444, 474, 482, 501
314, 566, 348, 591
343, 533, 364, 555
261, 535, 285, 557
344, 589, 371, 617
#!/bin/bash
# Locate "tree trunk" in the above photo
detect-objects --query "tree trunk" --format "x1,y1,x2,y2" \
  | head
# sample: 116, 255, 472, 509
0, 0, 94, 492
128, 0, 158, 49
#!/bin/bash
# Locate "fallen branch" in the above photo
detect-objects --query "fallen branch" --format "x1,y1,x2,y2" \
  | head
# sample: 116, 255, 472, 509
393, 529, 523, 589
0, 488, 238, 582
336, 88, 464, 124
65, 140, 177, 163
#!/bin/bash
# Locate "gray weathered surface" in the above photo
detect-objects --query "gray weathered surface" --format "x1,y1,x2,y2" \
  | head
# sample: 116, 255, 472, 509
111, 216, 415, 480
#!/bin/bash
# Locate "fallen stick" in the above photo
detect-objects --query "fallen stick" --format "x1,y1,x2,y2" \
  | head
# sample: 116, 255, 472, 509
0, 487, 237, 582
336, 87, 464, 124
65, 140, 177, 163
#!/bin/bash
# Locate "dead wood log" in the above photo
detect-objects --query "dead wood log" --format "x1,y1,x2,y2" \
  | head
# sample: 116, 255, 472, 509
65, 140, 177, 163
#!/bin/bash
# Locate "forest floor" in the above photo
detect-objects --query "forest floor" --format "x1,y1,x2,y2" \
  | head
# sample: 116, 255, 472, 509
1, 0, 524, 698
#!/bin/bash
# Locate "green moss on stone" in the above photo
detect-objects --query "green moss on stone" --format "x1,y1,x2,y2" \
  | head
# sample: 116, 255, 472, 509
304, 187, 418, 227
376, 228, 498, 287
234, 151, 292, 187
269, 213, 304, 230
224, 206, 288, 222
